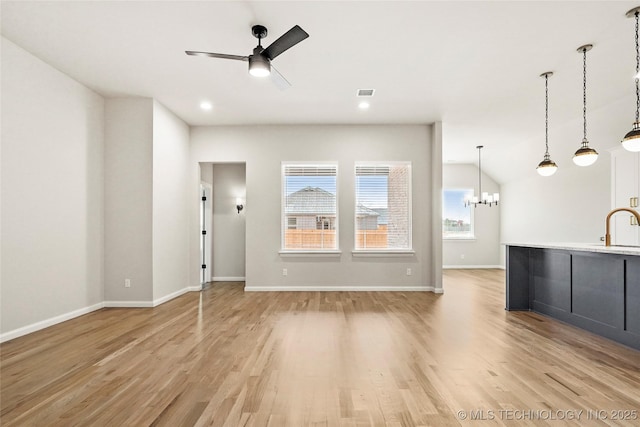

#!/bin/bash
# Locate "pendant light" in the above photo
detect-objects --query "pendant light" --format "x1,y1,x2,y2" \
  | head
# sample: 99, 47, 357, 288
573, 44, 599, 166
622, 7, 640, 152
537, 72, 558, 176
464, 146, 499, 208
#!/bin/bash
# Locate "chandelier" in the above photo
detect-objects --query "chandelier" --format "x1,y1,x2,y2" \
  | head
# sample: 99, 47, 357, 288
464, 145, 499, 208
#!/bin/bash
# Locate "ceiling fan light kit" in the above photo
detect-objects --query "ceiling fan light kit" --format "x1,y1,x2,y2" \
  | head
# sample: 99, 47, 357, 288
186, 24, 309, 89
248, 50, 271, 77
248, 25, 271, 77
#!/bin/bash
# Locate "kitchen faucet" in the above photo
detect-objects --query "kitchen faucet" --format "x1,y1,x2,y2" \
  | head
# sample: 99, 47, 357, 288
605, 207, 640, 246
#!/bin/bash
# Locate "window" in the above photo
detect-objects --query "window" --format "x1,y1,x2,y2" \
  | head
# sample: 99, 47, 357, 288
355, 163, 412, 250
282, 164, 338, 250
442, 189, 474, 239
287, 218, 297, 229
316, 216, 333, 230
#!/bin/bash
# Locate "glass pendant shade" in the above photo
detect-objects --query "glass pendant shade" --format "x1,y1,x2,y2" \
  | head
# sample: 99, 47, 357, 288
537, 155, 558, 177
573, 140, 598, 166
622, 122, 640, 151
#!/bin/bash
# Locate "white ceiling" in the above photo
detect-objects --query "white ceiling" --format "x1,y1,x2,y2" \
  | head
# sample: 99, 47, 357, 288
1, 1, 638, 182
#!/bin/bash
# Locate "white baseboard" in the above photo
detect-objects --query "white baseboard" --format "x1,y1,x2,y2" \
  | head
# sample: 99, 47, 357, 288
1, 286, 203, 343
443, 265, 505, 269
105, 286, 202, 308
213, 276, 245, 282
0, 302, 105, 343
104, 301, 154, 308
152, 286, 200, 306
244, 285, 434, 292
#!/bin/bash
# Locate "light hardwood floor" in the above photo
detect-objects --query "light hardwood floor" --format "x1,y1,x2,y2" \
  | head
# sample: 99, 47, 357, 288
1, 269, 639, 426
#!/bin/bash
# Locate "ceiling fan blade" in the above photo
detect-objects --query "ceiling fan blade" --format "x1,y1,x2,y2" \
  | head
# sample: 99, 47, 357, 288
270, 64, 291, 91
262, 25, 309, 60
185, 51, 248, 61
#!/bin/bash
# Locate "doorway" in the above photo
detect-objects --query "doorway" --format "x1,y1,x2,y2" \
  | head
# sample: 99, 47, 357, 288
200, 183, 212, 287
200, 162, 247, 286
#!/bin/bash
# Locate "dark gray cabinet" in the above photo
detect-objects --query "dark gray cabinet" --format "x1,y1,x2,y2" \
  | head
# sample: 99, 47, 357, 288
506, 245, 640, 350
531, 249, 571, 315
627, 257, 640, 336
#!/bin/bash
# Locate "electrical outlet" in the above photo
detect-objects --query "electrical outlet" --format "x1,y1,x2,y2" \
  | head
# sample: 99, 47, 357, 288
124, 278, 131, 288
282, 268, 288, 276
406, 268, 412, 276
460, 254, 465, 260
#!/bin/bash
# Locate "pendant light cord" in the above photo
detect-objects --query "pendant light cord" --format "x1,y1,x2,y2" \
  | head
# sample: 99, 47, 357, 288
635, 10, 640, 123
478, 146, 482, 196
583, 48, 587, 140
545, 74, 550, 156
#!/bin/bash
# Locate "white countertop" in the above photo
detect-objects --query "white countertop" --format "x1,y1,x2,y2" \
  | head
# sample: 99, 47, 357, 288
503, 242, 640, 256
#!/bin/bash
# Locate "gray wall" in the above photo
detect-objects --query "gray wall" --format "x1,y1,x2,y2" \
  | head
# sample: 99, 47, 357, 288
212, 163, 246, 280
104, 98, 191, 304
189, 125, 435, 290
443, 163, 501, 267
152, 100, 191, 299
1, 37, 105, 337
104, 98, 154, 303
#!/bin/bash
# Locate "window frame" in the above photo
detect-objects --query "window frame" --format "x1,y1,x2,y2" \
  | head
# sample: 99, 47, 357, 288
353, 161, 413, 254
442, 188, 476, 240
280, 161, 340, 254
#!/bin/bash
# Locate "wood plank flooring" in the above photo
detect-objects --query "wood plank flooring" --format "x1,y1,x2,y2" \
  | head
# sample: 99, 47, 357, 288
1, 269, 639, 426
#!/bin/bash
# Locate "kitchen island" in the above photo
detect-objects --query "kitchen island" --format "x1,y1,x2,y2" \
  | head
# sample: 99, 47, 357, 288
505, 243, 640, 350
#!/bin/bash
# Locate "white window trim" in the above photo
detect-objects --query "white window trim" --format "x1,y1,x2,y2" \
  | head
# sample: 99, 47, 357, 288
281, 161, 339, 253
279, 250, 342, 258
351, 250, 415, 257
443, 237, 477, 241
354, 161, 413, 251
442, 187, 475, 240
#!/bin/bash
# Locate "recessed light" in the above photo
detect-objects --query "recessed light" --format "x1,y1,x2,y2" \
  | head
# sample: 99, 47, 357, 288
200, 101, 213, 111
358, 101, 370, 110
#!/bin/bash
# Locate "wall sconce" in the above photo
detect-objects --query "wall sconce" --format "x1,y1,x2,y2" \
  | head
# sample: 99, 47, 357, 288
236, 198, 244, 214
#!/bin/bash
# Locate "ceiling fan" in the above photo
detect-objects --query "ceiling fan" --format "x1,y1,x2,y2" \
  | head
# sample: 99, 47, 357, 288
186, 24, 309, 90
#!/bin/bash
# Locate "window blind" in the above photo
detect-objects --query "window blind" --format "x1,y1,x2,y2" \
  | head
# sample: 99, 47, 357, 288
282, 163, 338, 250
355, 163, 411, 250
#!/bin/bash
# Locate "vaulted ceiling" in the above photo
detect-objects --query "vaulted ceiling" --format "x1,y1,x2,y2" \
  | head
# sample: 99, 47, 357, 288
2, 1, 637, 182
